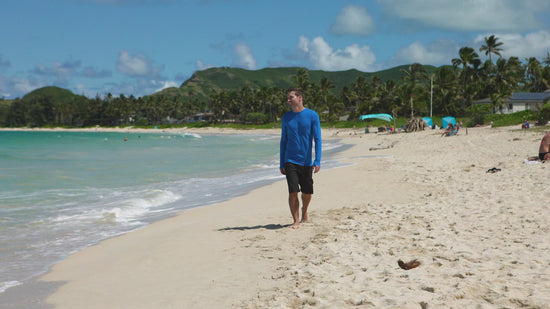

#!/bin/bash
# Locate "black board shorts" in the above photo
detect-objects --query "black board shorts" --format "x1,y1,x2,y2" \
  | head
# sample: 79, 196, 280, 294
284, 162, 314, 194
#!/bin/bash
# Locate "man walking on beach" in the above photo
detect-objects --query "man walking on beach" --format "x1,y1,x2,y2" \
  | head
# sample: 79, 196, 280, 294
280, 87, 322, 229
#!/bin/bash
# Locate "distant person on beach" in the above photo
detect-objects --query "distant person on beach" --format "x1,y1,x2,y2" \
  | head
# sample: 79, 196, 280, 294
441, 123, 456, 137
280, 87, 322, 229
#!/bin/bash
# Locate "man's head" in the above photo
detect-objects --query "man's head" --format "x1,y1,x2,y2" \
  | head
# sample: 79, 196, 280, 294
287, 87, 304, 99
287, 87, 304, 112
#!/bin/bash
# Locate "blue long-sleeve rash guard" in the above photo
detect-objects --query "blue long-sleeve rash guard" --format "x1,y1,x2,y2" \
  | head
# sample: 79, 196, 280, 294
280, 108, 322, 169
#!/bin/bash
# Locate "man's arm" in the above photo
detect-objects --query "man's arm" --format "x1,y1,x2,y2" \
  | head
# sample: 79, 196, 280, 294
312, 112, 322, 172
280, 117, 287, 173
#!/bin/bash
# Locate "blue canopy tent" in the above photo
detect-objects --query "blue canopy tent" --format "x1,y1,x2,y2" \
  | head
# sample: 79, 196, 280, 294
422, 117, 433, 128
359, 113, 393, 122
442, 116, 456, 129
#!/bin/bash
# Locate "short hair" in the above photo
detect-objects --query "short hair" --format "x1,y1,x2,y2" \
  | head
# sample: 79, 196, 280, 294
287, 87, 304, 98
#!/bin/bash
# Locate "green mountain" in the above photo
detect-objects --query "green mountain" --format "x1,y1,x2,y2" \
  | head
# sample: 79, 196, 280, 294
15, 65, 440, 104
151, 65, 438, 102
22, 86, 87, 103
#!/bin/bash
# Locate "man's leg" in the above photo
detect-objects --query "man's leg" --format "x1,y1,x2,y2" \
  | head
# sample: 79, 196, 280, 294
288, 192, 300, 228
301, 193, 312, 223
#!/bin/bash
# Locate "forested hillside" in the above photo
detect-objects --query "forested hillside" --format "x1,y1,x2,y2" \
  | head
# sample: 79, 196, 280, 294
2, 39, 550, 128
152, 65, 437, 104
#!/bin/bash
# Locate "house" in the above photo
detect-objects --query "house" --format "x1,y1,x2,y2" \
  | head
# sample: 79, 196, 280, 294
186, 112, 214, 123
473, 91, 550, 114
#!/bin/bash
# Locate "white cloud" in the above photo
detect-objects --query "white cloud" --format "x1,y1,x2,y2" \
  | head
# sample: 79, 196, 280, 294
379, 0, 549, 32
81, 67, 112, 78
0, 56, 10, 69
33, 60, 81, 78
0, 76, 46, 98
389, 30, 550, 68
330, 5, 375, 36
74, 84, 96, 97
105, 82, 137, 97
296, 36, 377, 72
392, 39, 459, 66
70, 0, 153, 4
195, 60, 214, 71
474, 30, 550, 60
117, 50, 162, 78
103, 78, 179, 98
153, 80, 179, 93
30, 60, 111, 79
233, 43, 257, 70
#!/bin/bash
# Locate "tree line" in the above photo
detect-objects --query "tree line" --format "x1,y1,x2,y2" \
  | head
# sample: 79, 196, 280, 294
2, 35, 550, 128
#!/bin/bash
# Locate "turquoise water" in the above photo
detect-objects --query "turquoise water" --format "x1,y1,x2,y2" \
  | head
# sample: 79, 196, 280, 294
1, 131, 276, 191
0, 130, 344, 295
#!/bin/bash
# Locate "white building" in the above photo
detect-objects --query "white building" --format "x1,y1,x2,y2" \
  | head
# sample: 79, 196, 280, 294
473, 91, 550, 114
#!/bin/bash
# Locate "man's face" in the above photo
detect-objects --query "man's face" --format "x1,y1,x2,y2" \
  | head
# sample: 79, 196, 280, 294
287, 91, 301, 108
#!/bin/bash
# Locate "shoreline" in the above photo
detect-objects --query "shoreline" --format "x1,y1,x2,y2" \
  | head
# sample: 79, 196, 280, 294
0, 125, 370, 137
3, 125, 550, 308
0, 126, 281, 135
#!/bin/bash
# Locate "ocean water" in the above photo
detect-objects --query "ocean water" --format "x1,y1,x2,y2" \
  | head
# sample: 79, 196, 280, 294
0, 130, 346, 295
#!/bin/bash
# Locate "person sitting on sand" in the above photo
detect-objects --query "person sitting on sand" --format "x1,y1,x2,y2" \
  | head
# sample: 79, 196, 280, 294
527, 132, 550, 162
441, 123, 456, 137
537, 132, 550, 161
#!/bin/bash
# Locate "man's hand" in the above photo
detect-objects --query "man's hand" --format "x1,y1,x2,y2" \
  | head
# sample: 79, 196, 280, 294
280, 168, 286, 175
313, 165, 320, 173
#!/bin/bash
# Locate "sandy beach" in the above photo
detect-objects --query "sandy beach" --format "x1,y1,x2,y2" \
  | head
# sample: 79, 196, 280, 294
5, 125, 549, 308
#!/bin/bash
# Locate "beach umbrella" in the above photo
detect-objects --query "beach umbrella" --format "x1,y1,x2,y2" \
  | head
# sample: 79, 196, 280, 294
442, 116, 456, 128
359, 113, 393, 122
422, 117, 433, 128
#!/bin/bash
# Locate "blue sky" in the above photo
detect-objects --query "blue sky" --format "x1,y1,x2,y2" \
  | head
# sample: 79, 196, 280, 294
1, 0, 550, 99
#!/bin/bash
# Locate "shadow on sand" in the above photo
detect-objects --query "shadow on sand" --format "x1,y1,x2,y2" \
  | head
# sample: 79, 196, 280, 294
218, 223, 286, 231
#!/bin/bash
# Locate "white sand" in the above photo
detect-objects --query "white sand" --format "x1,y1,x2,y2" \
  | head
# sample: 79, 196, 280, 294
37, 125, 550, 308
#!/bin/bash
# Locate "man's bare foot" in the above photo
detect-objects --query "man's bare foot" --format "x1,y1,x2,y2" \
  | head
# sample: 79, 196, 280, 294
301, 214, 308, 223
288, 222, 300, 229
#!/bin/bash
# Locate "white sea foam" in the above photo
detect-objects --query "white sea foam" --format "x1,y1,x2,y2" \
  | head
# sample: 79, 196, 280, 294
180, 132, 202, 138
0, 281, 21, 293
248, 135, 279, 142
102, 189, 181, 223
251, 163, 279, 169
323, 141, 345, 152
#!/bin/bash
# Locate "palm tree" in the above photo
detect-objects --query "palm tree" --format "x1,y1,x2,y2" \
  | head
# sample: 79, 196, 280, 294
373, 80, 399, 116
543, 52, 550, 67
266, 87, 284, 124
452, 47, 481, 112
452, 47, 480, 72
433, 66, 459, 115
340, 86, 354, 108
490, 87, 512, 113
209, 90, 226, 123
400, 63, 428, 89
479, 35, 503, 64
352, 76, 370, 112
319, 76, 334, 111
488, 57, 522, 96
401, 63, 429, 117
524, 57, 548, 92
294, 68, 310, 91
